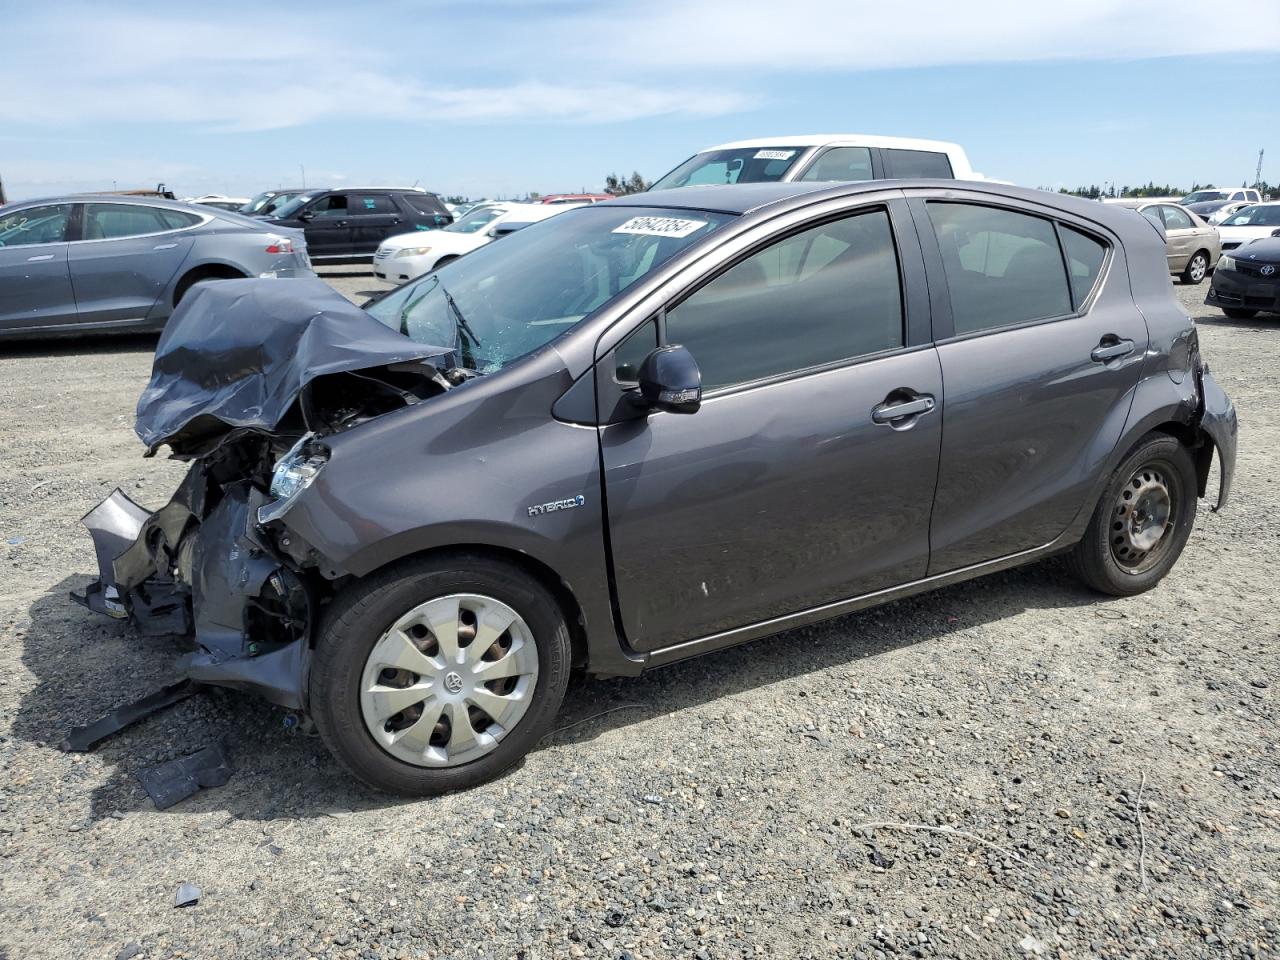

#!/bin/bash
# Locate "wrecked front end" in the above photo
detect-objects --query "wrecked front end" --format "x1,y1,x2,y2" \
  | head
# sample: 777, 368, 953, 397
75, 278, 452, 712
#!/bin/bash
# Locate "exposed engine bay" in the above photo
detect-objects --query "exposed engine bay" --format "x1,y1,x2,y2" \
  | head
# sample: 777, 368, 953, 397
76, 279, 454, 709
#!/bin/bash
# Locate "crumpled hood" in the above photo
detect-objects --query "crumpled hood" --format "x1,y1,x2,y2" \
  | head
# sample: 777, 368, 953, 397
136, 278, 450, 456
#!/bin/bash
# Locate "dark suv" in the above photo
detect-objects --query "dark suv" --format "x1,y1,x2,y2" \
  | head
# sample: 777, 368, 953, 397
81, 180, 1236, 796
264, 188, 452, 260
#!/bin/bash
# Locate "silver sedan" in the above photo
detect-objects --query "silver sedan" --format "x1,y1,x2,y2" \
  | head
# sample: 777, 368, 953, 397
0, 195, 315, 339
1111, 200, 1222, 285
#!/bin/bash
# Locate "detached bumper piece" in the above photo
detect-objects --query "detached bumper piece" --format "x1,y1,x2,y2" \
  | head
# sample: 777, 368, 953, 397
137, 742, 234, 810
61, 679, 202, 753
76, 476, 313, 712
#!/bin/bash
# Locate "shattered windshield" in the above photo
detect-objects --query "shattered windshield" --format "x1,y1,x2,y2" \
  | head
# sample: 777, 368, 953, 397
365, 206, 734, 373
650, 146, 808, 190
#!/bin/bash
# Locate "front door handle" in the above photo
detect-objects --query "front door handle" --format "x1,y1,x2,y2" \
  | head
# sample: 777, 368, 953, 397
1091, 336, 1135, 363
27, 254, 54, 262
872, 393, 936, 425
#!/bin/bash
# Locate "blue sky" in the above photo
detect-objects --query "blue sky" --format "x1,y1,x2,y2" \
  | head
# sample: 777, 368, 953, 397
1, 0, 1278, 201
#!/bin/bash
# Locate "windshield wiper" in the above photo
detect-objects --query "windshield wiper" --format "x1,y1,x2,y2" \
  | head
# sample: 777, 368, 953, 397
441, 286, 482, 348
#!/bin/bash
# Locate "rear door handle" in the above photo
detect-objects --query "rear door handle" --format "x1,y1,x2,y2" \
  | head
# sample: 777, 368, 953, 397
872, 394, 936, 424
26, 254, 54, 262
1091, 337, 1135, 363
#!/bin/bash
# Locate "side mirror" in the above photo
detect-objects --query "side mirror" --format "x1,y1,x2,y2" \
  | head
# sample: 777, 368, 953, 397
298, 210, 315, 222
634, 345, 701, 414
1271, 228, 1280, 238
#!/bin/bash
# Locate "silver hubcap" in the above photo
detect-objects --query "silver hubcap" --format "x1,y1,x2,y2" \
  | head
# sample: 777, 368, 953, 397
359, 593, 539, 768
1110, 466, 1174, 571
1190, 256, 1206, 281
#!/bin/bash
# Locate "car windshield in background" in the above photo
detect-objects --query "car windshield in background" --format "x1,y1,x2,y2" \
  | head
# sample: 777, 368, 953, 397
243, 191, 304, 215
269, 194, 316, 219
650, 147, 808, 190
444, 207, 505, 233
1182, 191, 1230, 203
1221, 205, 1280, 227
366, 206, 735, 372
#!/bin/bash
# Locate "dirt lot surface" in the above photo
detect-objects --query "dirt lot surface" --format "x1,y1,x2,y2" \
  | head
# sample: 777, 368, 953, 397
0, 271, 1275, 960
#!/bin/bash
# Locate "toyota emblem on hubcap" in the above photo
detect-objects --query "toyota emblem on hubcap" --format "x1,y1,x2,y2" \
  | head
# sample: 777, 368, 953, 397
444, 671, 464, 694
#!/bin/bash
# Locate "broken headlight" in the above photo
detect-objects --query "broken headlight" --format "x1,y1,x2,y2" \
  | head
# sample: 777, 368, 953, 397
258, 436, 329, 524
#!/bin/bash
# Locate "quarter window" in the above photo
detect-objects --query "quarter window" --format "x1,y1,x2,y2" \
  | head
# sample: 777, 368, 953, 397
926, 202, 1072, 335
665, 209, 904, 390
83, 203, 174, 240
158, 209, 203, 230
0, 204, 72, 246
797, 147, 874, 183
1059, 226, 1108, 307
883, 149, 953, 178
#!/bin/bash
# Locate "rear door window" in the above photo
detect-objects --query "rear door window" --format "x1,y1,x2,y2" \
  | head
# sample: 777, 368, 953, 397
0, 203, 72, 246
797, 147, 874, 183
926, 202, 1072, 335
83, 203, 173, 240
1161, 205, 1194, 230
883, 149, 953, 178
350, 194, 396, 215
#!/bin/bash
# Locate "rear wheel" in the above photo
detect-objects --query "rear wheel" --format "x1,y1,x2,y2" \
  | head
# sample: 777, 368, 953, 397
1180, 251, 1209, 285
1068, 434, 1197, 596
310, 555, 572, 795
1222, 307, 1258, 320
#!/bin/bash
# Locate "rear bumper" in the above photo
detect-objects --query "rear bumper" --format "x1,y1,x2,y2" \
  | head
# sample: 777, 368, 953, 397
1206, 270, 1280, 313
1198, 367, 1237, 511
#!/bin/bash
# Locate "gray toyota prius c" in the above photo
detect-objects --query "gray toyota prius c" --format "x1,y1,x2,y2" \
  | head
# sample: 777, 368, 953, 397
78, 180, 1237, 795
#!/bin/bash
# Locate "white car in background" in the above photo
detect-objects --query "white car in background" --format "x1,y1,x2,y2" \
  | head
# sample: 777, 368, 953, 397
1215, 202, 1280, 252
649, 134, 985, 190
372, 201, 582, 283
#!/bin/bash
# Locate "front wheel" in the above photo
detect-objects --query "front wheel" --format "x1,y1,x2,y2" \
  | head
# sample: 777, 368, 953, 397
1068, 434, 1198, 597
1222, 307, 1258, 320
1180, 251, 1209, 285
310, 555, 572, 795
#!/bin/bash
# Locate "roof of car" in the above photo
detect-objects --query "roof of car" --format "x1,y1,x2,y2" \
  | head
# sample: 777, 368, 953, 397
599, 180, 1166, 237
702, 133, 965, 153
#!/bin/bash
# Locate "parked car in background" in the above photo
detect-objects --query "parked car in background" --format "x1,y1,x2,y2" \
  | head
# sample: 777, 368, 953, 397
241, 188, 307, 217
0, 195, 313, 339
264, 187, 453, 261
1207, 200, 1253, 224
1215, 202, 1280, 251
185, 195, 251, 212
650, 134, 983, 191
1111, 200, 1221, 283
1206, 236, 1280, 318
80, 180, 1235, 795
372, 201, 580, 283
538, 193, 614, 204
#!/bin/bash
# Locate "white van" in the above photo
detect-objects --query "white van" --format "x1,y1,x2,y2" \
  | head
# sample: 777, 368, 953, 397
650, 134, 984, 191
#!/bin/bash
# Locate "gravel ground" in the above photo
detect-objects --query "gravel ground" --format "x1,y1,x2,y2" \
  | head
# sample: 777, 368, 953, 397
0, 269, 1276, 960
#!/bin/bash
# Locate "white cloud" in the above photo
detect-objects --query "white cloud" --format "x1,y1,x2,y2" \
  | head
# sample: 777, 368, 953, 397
551, 0, 1280, 70
2, 1, 1275, 134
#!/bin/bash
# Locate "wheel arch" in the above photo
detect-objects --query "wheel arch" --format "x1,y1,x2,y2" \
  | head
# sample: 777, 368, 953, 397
172, 260, 249, 306
342, 542, 591, 670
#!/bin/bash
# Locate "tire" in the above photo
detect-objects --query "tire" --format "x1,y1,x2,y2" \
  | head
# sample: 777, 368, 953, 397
310, 554, 572, 796
1222, 307, 1258, 320
1067, 434, 1198, 597
1180, 251, 1210, 285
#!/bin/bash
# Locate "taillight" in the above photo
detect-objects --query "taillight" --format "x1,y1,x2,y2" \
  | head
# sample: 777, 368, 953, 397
265, 237, 294, 255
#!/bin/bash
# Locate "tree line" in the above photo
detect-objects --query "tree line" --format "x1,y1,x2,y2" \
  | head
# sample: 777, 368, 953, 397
1049, 180, 1277, 199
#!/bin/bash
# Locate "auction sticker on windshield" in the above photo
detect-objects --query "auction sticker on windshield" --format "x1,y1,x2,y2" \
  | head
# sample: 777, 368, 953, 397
753, 149, 795, 161
612, 216, 709, 238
